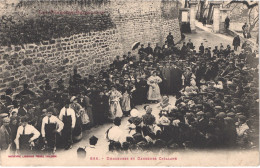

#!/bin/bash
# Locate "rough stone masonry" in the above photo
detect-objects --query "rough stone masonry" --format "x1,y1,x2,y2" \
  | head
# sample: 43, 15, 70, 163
0, 0, 181, 95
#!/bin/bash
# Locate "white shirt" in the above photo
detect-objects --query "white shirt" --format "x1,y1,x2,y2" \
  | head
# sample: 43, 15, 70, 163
106, 126, 125, 143
15, 124, 40, 150
41, 115, 64, 137
59, 107, 76, 128
236, 123, 249, 137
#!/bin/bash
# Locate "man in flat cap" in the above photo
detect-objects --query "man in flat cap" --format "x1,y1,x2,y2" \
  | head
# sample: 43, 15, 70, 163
0, 117, 11, 151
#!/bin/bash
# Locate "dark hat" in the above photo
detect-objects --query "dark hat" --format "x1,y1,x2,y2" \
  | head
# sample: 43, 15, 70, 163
45, 79, 50, 83
57, 78, 64, 84
46, 107, 54, 113
5, 88, 13, 95
133, 133, 144, 143
77, 147, 86, 158
238, 115, 247, 123
114, 117, 121, 126
209, 118, 217, 123
154, 139, 166, 148
89, 136, 98, 145
64, 99, 71, 105
21, 116, 29, 123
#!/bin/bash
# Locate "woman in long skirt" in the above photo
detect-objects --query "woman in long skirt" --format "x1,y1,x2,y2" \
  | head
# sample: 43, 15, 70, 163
70, 96, 83, 142
121, 80, 132, 116
85, 91, 94, 127
107, 85, 123, 119
147, 71, 162, 103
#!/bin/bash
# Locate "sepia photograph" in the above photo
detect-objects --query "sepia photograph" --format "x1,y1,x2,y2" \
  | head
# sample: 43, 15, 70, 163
0, 0, 259, 166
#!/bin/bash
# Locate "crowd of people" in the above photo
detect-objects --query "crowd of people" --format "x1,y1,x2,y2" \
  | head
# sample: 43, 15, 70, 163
0, 32, 258, 156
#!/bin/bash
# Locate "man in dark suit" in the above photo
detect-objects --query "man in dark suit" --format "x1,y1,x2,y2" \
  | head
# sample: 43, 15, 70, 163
166, 32, 174, 47
153, 43, 162, 60
180, 42, 188, 60
5, 88, 13, 106
196, 111, 209, 134
187, 39, 194, 50
138, 44, 145, 55
199, 43, 205, 54
145, 43, 153, 55
233, 35, 240, 51
18, 84, 36, 101
170, 63, 183, 98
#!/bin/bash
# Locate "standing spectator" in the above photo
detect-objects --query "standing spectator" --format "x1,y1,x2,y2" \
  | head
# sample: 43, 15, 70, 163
180, 42, 188, 60
233, 35, 240, 51
0, 117, 11, 151
154, 43, 162, 60
242, 23, 248, 38
166, 32, 174, 47
145, 43, 153, 55
225, 16, 230, 29
161, 62, 172, 94
236, 115, 250, 148
138, 44, 146, 61
113, 56, 122, 70
203, 16, 207, 26
9, 116, 19, 154
170, 63, 183, 98
187, 39, 194, 50
4, 88, 13, 107
199, 43, 205, 54
256, 32, 259, 45
70, 96, 84, 142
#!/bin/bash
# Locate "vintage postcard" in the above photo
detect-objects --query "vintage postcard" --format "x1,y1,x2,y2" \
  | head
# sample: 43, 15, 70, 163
0, 0, 259, 166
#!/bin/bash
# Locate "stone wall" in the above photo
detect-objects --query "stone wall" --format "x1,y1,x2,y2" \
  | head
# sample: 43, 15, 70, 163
0, 0, 181, 95
0, 28, 123, 94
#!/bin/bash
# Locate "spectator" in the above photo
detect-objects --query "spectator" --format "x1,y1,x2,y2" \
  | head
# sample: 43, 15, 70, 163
225, 16, 230, 29
242, 23, 249, 38
166, 32, 174, 47
233, 35, 240, 51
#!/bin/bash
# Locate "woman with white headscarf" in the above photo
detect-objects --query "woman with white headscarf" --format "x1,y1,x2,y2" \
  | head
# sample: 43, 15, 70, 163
125, 109, 142, 137
107, 85, 123, 119
147, 71, 162, 103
